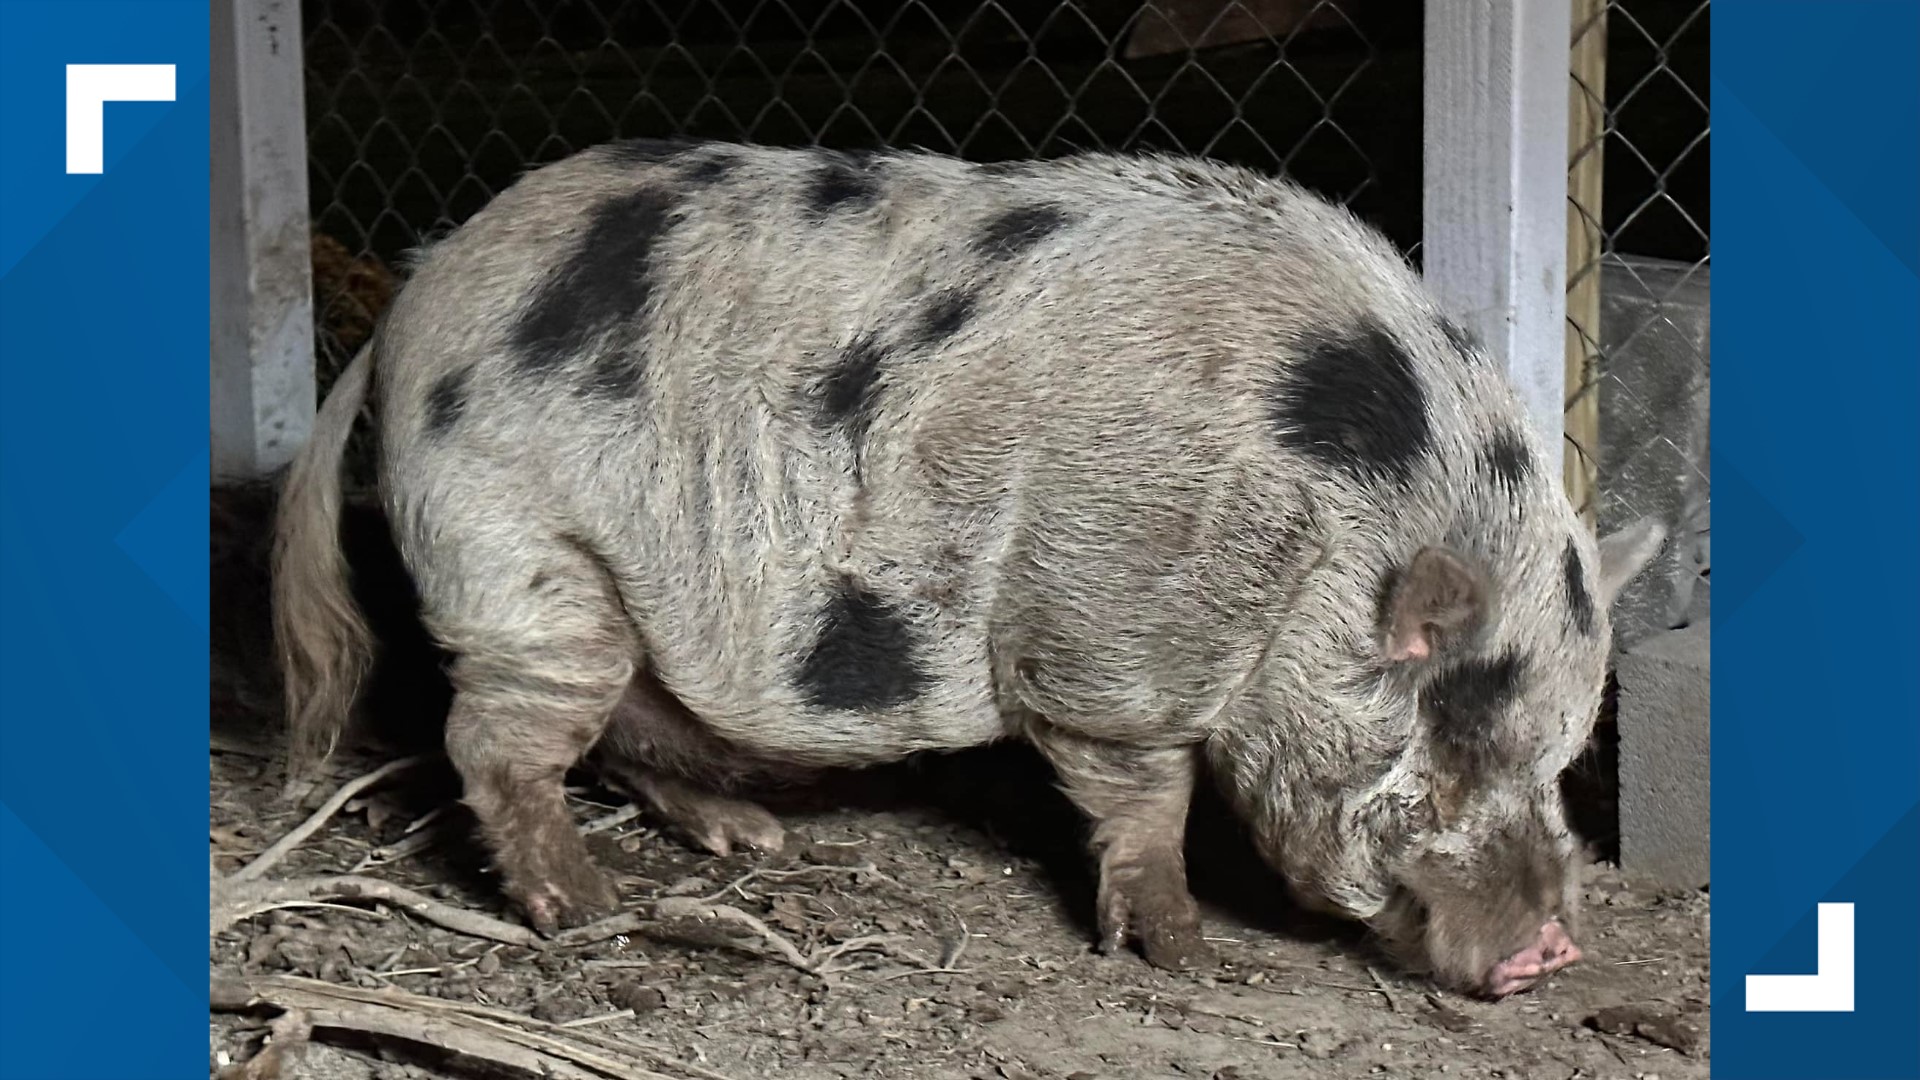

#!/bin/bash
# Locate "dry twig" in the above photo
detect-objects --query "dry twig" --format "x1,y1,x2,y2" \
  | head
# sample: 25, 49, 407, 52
696, 863, 878, 903
1367, 966, 1404, 1013
232, 757, 423, 881
215, 974, 734, 1080
581, 804, 644, 835
879, 964, 972, 980
561, 1009, 638, 1028
562, 897, 917, 975
941, 915, 972, 969
353, 796, 642, 873
649, 897, 814, 972
348, 828, 441, 873
211, 873, 541, 947
556, 910, 652, 948
812, 933, 909, 973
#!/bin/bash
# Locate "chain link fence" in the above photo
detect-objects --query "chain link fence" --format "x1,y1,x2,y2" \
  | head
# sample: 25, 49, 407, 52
1566, 0, 1710, 645
1556, 0, 1707, 858
300, 0, 1709, 629
300, 0, 1428, 393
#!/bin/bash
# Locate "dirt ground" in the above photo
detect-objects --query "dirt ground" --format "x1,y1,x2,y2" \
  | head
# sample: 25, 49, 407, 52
209, 488, 1710, 1080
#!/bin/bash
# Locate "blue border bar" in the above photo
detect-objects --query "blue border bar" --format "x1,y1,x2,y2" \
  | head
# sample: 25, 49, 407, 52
1713, 3, 1920, 1078
1, 2, 1917, 1077
0, 3, 210, 1076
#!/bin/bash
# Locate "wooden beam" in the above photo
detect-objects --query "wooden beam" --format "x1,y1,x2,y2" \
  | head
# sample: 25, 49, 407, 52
1421, 0, 1574, 476
211, 0, 315, 479
1564, 0, 1608, 530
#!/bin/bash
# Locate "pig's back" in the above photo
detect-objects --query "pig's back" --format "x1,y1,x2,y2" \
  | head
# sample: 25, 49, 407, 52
373, 141, 1533, 763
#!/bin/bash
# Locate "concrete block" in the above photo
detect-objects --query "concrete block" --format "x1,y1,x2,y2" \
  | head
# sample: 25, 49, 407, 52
1597, 255, 1710, 650
1617, 619, 1711, 889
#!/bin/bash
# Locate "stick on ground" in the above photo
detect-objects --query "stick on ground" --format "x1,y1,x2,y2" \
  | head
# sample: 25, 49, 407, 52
559, 899, 817, 972
215, 975, 729, 1080
648, 897, 814, 972
232, 756, 424, 882
211, 873, 542, 948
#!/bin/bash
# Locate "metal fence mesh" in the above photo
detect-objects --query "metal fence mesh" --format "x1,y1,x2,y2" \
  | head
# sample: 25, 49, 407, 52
300, 0, 1710, 637
1565, 0, 1710, 640
301, 0, 1424, 394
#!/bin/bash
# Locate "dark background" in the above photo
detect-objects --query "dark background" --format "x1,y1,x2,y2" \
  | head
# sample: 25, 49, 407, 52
299, 0, 1707, 269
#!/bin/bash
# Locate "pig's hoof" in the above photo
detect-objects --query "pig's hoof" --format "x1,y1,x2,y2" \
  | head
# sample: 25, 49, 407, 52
1096, 874, 1214, 971
1139, 919, 1215, 972
514, 872, 619, 937
610, 767, 788, 858
681, 799, 787, 858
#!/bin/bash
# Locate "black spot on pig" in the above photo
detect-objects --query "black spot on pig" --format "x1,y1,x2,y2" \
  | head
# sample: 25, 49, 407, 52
1422, 649, 1529, 761
579, 349, 644, 400
807, 152, 881, 217
1269, 318, 1432, 487
819, 333, 889, 456
1563, 540, 1596, 637
599, 138, 736, 187
974, 205, 1070, 260
1480, 428, 1533, 494
512, 188, 677, 378
424, 365, 472, 437
915, 288, 978, 346
680, 151, 740, 186
797, 580, 928, 712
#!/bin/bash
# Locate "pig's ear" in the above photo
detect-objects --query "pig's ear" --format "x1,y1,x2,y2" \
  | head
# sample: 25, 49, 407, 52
1595, 516, 1667, 607
1381, 546, 1488, 664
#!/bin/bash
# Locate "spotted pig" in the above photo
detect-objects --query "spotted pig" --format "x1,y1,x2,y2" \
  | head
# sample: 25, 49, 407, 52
272, 138, 1664, 998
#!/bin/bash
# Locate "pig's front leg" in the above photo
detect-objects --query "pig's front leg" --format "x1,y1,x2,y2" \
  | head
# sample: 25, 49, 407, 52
1030, 727, 1214, 971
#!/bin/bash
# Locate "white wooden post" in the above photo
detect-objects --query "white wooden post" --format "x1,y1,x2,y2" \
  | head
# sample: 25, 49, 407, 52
1422, 0, 1573, 476
211, 0, 314, 479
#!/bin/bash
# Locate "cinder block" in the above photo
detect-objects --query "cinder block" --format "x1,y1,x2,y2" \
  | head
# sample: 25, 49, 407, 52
1617, 619, 1711, 889
1597, 255, 1711, 650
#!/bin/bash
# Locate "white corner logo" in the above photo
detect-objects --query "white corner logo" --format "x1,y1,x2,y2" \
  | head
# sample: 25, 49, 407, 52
66, 64, 176, 174
1745, 902, 1855, 1012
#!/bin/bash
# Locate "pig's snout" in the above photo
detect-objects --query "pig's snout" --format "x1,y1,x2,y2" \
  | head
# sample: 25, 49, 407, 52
1481, 919, 1582, 999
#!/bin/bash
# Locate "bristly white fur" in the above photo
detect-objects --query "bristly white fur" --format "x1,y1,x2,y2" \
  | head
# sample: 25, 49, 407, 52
272, 139, 1663, 986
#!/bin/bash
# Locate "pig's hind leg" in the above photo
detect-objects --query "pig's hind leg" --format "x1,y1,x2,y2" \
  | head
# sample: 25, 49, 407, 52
1031, 727, 1215, 971
423, 532, 637, 935
592, 670, 788, 858
599, 762, 787, 857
